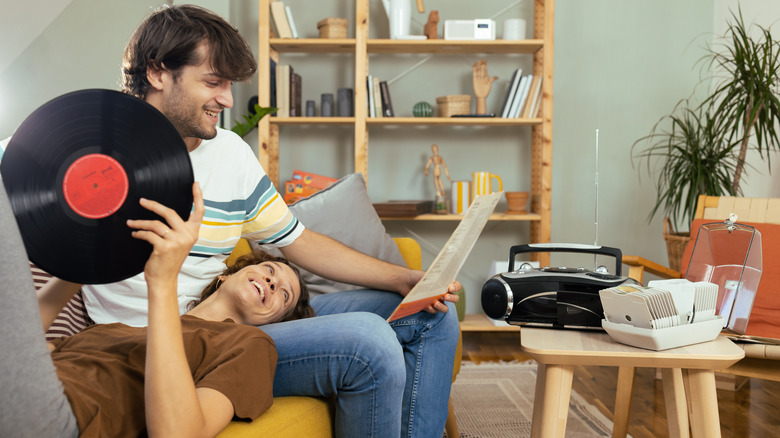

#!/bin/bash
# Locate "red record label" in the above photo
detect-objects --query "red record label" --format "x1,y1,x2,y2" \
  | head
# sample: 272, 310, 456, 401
62, 153, 129, 219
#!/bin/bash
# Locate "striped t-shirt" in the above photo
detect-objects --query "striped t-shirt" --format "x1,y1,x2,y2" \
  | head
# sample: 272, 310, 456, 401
82, 128, 304, 326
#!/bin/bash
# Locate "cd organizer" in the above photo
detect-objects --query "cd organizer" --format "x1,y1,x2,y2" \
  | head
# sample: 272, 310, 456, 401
599, 279, 723, 350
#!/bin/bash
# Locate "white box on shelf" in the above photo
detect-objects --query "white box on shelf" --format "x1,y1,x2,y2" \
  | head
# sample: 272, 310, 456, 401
444, 19, 496, 40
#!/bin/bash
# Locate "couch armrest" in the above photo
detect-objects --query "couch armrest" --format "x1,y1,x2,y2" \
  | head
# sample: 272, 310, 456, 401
622, 255, 683, 284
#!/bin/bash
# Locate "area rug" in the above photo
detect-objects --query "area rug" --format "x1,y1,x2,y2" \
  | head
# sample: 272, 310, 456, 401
447, 361, 620, 438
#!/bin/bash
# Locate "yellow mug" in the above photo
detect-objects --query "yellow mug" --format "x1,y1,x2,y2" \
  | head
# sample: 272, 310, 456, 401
471, 171, 502, 202
451, 181, 471, 214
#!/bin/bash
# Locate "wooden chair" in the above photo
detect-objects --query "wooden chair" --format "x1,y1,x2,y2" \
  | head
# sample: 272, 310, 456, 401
616, 195, 780, 436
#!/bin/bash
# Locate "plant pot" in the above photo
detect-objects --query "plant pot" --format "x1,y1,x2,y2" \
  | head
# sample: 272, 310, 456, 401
663, 217, 690, 273
505, 191, 529, 214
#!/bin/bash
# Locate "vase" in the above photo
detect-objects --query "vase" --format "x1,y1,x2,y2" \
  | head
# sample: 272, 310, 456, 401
454, 285, 466, 322
321, 93, 334, 117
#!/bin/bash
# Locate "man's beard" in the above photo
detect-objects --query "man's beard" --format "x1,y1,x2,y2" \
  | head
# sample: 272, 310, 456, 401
163, 85, 219, 140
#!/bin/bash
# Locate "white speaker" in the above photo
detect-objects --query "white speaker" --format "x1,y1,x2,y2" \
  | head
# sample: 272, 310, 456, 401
444, 19, 496, 40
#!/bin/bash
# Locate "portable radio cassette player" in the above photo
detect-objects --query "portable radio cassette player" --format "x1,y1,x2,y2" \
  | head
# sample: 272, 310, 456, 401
481, 243, 639, 329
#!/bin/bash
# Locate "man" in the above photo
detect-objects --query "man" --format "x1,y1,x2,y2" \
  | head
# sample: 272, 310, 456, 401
83, 5, 459, 437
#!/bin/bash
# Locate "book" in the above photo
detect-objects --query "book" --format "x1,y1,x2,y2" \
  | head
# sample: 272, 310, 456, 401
285, 5, 299, 39
366, 75, 376, 118
387, 191, 502, 321
290, 72, 302, 117
283, 180, 320, 204
291, 170, 338, 190
509, 74, 531, 118
500, 69, 522, 118
379, 81, 394, 117
522, 76, 542, 118
372, 200, 432, 217
270, 58, 277, 116
529, 77, 543, 118
270, 1, 293, 38
372, 76, 383, 119
275, 64, 290, 117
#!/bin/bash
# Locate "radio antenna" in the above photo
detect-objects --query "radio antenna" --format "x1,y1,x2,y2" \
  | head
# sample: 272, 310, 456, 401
593, 129, 599, 269
594, 129, 599, 246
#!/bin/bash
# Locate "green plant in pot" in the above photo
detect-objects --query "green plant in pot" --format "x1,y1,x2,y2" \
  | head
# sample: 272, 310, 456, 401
632, 9, 780, 271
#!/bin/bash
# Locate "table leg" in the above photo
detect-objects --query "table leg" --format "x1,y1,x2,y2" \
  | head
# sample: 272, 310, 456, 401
686, 369, 721, 438
531, 363, 574, 438
661, 368, 690, 438
612, 366, 635, 438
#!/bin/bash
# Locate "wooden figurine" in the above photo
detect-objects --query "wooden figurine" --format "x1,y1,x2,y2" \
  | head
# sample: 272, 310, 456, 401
472, 60, 498, 115
424, 144, 451, 213
424, 10, 439, 39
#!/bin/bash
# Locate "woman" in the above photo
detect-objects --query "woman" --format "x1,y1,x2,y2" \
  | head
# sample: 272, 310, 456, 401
1, 182, 311, 438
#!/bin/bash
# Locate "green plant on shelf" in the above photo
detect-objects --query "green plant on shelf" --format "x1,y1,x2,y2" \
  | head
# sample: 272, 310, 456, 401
231, 104, 277, 138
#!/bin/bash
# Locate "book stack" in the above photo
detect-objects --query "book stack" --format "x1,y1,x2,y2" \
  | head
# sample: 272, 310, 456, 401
366, 75, 395, 118
269, 1, 299, 39
283, 170, 338, 204
275, 63, 302, 117
499, 69, 543, 119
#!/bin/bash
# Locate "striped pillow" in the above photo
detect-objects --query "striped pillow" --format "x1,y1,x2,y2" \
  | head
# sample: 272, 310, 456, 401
30, 263, 94, 341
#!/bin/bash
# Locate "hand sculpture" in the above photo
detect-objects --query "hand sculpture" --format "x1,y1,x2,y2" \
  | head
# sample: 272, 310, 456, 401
424, 10, 439, 39
472, 60, 498, 115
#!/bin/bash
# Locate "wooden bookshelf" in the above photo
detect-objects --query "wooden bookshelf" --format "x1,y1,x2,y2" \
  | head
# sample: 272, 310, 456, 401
380, 212, 541, 221
258, 0, 554, 263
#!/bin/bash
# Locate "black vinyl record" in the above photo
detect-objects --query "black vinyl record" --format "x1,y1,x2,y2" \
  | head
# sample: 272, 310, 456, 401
0, 89, 194, 284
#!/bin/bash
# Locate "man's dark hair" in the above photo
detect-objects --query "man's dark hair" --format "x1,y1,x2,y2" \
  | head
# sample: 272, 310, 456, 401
122, 4, 257, 99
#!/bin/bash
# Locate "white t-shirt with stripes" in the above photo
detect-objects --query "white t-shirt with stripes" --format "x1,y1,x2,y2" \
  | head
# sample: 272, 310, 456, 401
82, 128, 304, 326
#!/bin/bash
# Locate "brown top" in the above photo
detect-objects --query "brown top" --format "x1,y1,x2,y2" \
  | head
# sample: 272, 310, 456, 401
49, 315, 277, 438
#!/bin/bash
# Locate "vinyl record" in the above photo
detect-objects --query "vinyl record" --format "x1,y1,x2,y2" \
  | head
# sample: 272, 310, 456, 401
0, 89, 194, 284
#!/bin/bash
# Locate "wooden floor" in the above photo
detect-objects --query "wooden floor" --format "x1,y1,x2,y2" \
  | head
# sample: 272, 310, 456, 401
462, 332, 780, 438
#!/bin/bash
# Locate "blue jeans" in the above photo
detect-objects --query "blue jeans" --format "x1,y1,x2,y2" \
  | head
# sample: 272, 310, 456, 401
260, 289, 459, 438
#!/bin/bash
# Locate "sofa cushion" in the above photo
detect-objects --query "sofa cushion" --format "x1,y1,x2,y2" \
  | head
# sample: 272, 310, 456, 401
218, 396, 332, 438
254, 173, 405, 295
30, 263, 94, 340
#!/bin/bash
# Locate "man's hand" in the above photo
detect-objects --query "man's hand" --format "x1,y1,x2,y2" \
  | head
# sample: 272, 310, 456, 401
399, 270, 461, 314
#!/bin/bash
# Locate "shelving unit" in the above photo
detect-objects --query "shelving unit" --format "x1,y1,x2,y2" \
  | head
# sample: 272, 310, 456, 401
461, 314, 522, 332
257, 0, 555, 300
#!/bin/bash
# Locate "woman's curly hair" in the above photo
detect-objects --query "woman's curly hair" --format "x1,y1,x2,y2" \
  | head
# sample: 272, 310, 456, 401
196, 250, 314, 323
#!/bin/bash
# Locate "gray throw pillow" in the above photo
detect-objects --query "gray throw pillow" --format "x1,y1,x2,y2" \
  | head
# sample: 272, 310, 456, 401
253, 172, 406, 295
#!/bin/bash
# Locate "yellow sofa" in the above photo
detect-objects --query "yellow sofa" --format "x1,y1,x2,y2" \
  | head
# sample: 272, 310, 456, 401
218, 237, 461, 437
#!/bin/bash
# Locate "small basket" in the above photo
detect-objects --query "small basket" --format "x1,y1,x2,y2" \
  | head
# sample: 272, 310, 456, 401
317, 18, 348, 39
436, 95, 471, 117
663, 217, 690, 273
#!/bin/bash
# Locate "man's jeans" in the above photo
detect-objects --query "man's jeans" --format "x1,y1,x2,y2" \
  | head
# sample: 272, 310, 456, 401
260, 289, 459, 438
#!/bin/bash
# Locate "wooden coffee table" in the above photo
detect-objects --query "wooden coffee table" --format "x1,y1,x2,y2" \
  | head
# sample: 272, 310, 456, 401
520, 327, 745, 438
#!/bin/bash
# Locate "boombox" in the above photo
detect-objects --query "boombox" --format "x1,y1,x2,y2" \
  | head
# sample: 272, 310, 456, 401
444, 19, 496, 40
481, 244, 639, 329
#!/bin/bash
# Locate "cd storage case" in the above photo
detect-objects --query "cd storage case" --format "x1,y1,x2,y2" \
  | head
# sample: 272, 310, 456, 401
601, 220, 763, 350
685, 221, 762, 335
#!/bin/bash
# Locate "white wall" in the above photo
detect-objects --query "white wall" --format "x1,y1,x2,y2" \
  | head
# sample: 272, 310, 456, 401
713, 0, 780, 198
1, 0, 778, 315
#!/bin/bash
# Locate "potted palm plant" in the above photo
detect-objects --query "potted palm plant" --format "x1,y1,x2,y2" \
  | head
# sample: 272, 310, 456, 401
632, 9, 780, 270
